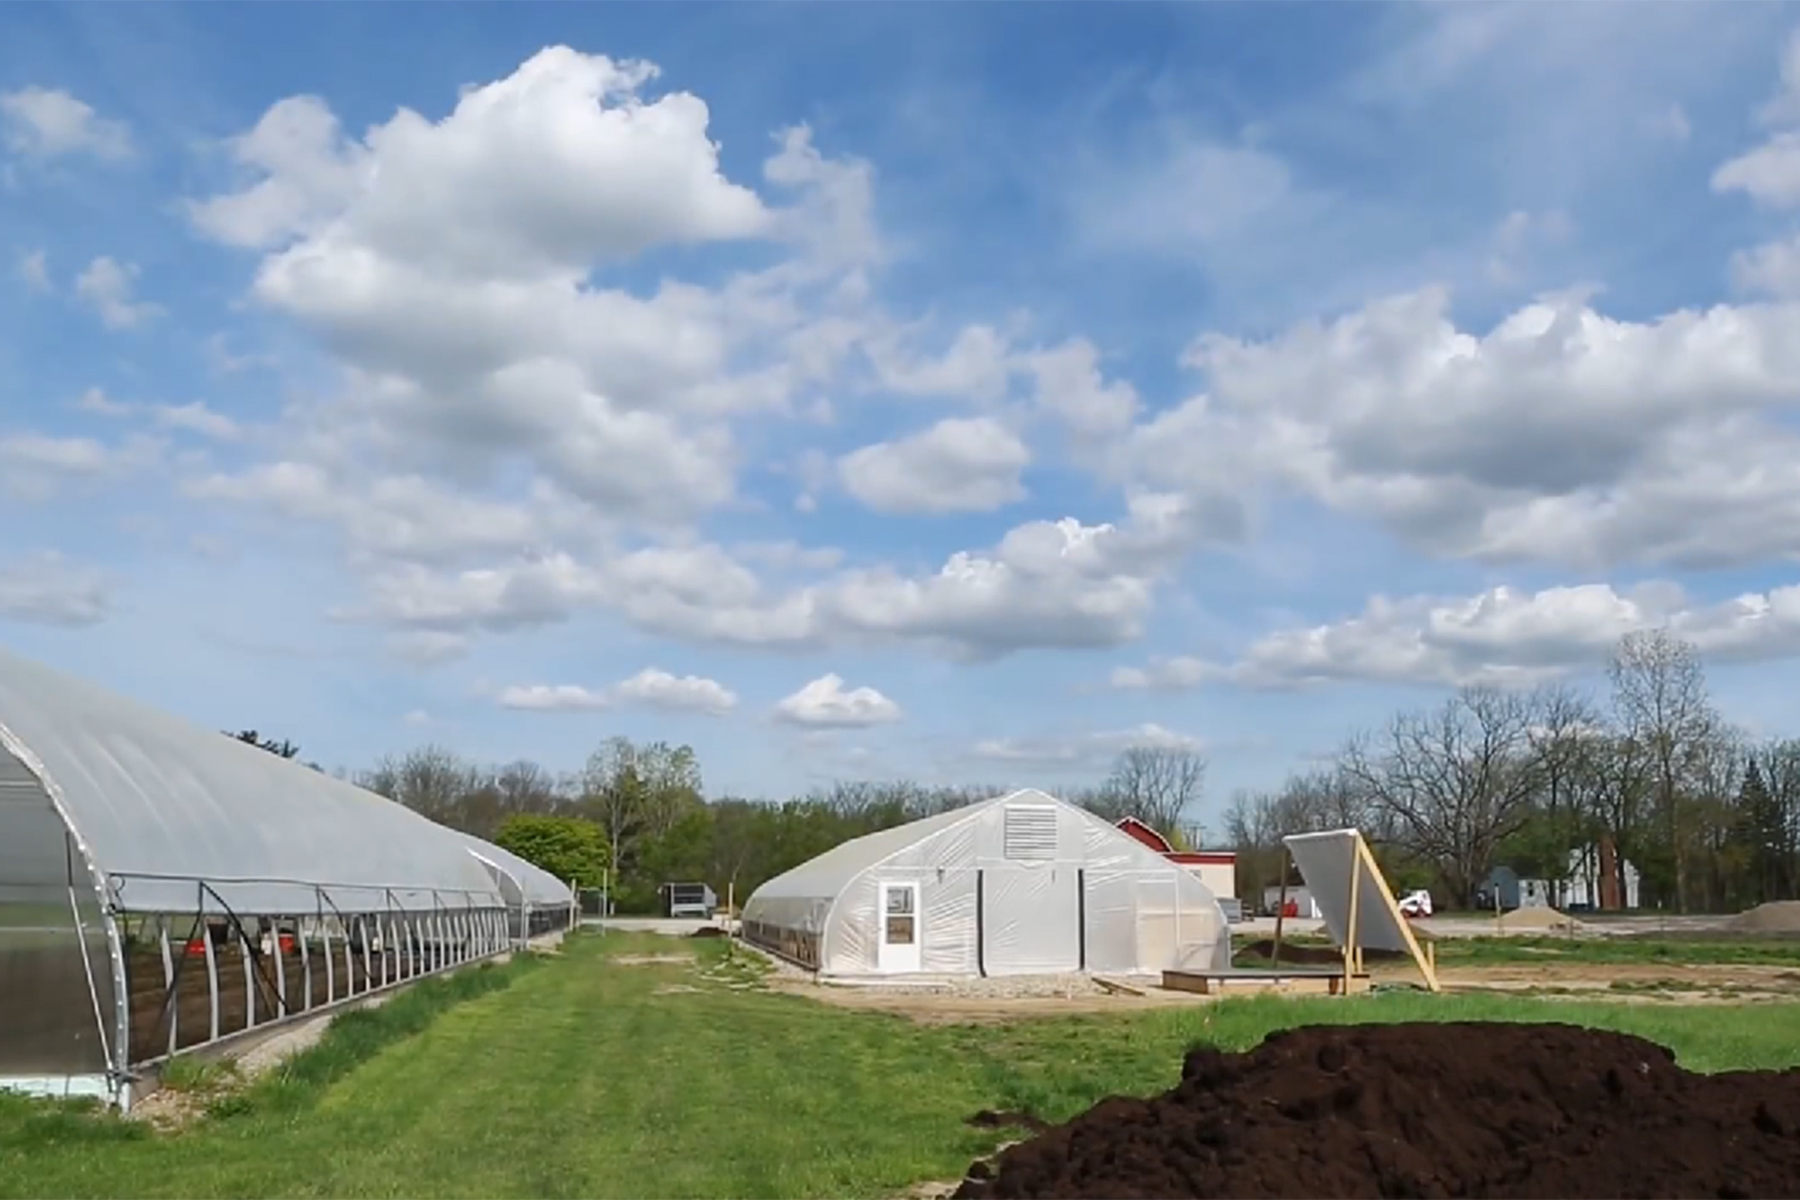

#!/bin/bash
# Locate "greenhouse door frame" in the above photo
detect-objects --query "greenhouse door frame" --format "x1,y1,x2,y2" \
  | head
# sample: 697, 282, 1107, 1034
876, 881, 920, 973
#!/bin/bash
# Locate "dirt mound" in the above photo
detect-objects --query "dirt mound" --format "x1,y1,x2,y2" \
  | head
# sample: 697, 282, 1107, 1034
1496, 906, 1582, 932
687, 926, 728, 939
1234, 940, 1408, 967
951, 1022, 1800, 1199
1731, 901, 1800, 933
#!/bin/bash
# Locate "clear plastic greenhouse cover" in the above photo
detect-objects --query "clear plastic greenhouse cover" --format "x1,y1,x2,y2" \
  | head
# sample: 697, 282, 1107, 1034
0, 646, 531, 915
455, 831, 572, 907
742, 788, 1233, 977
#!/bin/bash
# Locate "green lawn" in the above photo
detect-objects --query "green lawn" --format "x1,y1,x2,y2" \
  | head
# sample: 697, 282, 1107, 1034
8, 932, 1800, 1200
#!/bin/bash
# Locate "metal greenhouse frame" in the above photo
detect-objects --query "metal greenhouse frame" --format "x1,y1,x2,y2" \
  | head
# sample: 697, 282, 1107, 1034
0, 648, 574, 1109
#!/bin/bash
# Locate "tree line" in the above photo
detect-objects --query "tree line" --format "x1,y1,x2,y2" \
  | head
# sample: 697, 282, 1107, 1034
1224, 629, 1800, 914
343, 740, 1205, 914
231, 627, 1798, 915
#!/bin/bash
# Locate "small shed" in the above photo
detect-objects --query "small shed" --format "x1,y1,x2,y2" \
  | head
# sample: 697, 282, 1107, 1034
741, 789, 1230, 977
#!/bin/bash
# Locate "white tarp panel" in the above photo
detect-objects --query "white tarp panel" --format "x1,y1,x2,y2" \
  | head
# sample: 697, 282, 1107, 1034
742, 788, 1232, 977
0, 647, 506, 915
1283, 828, 1413, 954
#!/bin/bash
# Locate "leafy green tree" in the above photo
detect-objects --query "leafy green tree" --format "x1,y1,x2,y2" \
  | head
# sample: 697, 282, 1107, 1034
495, 814, 609, 890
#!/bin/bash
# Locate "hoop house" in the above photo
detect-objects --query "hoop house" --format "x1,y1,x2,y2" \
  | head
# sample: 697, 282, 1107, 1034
0, 647, 572, 1108
742, 789, 1231, 977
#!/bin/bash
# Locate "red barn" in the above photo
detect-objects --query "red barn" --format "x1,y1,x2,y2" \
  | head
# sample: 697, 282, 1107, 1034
1114, 816, 1237, 901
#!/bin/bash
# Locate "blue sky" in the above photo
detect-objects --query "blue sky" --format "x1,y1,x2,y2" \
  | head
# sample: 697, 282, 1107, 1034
8, 2, 1800, 827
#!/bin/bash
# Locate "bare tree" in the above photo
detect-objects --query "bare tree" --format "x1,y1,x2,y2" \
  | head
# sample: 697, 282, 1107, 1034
1340, 686, 1544, 904
1608, 629, 1720, 912
1090, 746, 1207, 840
360, 745, 480, 825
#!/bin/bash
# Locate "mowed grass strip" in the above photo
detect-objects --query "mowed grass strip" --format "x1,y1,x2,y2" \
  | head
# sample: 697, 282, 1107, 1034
9, 933, 1800, 1199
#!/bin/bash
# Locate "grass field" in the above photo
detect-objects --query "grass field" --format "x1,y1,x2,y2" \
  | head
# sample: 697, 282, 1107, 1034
7, 933, 1800, 1200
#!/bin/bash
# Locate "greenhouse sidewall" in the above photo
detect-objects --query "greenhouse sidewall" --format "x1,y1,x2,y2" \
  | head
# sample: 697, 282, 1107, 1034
0, 745, 117, 1091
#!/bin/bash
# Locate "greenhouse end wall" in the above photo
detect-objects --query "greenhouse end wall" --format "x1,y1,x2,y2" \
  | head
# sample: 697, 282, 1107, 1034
0, 756, 116, 1093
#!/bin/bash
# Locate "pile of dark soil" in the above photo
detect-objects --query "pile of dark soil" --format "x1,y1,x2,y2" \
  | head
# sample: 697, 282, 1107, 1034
952, 1022, 1800, 1199
687, 926, 727, 939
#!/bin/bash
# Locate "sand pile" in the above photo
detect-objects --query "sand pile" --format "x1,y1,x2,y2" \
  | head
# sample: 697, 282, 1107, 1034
952, 1022, 1800, 1199
1730, 901, 1800, 933
1495, 905, 1581, 932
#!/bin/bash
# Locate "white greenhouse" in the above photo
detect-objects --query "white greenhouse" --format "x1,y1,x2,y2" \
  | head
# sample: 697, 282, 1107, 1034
0, 646, 574, 1109
741, 788, 1231, 977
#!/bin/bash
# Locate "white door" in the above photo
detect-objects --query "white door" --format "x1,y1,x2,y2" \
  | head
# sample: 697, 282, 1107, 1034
877, 882, 921, 973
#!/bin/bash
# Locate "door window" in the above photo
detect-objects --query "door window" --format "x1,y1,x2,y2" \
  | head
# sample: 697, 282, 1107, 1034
884, 886, 916, 945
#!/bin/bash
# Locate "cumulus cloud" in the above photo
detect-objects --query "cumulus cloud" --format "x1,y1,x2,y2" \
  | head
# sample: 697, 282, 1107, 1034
497, 683, 611, 712
321, 495, 1212, 660
0, 87, 131, 160
970, 723, 1199, 770
74, 257, 161, 330
612, 667, 738, 714
1113, 580, 1800, 691
498, 667, 736, 715
1124, 285, 1800, 570
0, 553, 112, 627
774, 673, 902, 727
0, 431, 162, 500
838, 417, 1030, 514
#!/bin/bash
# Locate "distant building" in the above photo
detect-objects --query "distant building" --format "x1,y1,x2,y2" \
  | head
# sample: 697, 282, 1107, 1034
1557, 843, 1642, 911
1113, 816, 1238, 901
1479, 844, 1643, 913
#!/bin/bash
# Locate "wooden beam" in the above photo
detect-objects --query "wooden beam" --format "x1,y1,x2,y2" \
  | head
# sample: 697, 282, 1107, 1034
1353, 833, 1440, 993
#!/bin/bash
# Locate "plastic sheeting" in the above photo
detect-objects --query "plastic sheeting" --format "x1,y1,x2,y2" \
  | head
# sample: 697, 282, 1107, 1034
454, 831, 574, 909
0, 647, 508, 915
743, 789, 1231, 977
1283, 829, 1413, 954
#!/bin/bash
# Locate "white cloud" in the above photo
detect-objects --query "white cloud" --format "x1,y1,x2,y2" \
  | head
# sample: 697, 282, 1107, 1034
0, 87, 131, 161
75, 386, 132, 417
838, 416, 1030, 514
1115, 580, 1800, 692
0, 553, 111, 627
152, 402, 242, 441
1021, 338, 1140, 440
497, 683, 611, 712
971, 723, 1199, 769
497, 667, 736, 715
188, 51, 768, 264
774, 673, 902, 728
612, 667, 737, 714
1732, 232, 1800, 299
0, 431, 161, 500
1715, 32, 1800, 209
181, 47, 881, 543
1124, 286, 1800, 570
18, 249, 49, 292
74, 257, 161, 330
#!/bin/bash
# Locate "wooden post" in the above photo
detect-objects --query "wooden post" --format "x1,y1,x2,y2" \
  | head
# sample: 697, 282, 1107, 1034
1344, 836, 1362, 988
1272, 849, 1291, 968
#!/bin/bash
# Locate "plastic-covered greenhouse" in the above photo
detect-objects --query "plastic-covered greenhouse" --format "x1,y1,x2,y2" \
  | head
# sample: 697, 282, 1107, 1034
742, 788, 1230, 977
0, 647, 574, 1108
